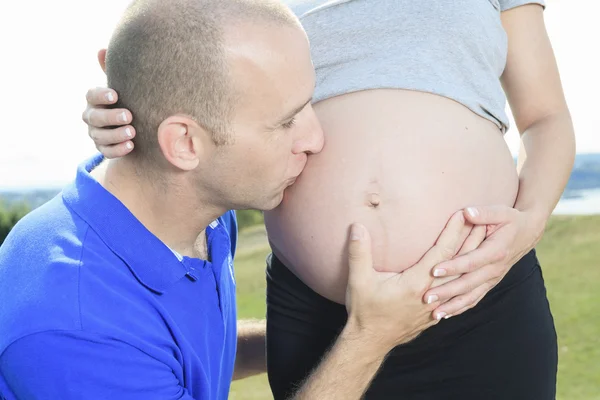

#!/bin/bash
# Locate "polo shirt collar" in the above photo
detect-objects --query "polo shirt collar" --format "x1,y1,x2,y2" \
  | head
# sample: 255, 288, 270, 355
62, 154, 206, 294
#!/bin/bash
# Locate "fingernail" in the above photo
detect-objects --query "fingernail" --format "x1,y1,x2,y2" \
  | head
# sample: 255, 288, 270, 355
125, 127, 133, 138
433, 269, 446, 277
427, 295, 439, 304
119, 111, 128, 123
444, 314, 453, 320
350, 224, 364, 241
435, 312, 447, 321
106, 92, 114, 102
466, 207, 479, 218
125, 142, 133, 150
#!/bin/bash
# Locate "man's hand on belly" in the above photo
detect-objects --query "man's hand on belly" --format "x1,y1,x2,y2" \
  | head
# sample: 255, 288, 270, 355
345, 210, 478, 346
290, 211, 475, 400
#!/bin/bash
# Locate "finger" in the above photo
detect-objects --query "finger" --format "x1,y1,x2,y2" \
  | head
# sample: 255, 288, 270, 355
419, 211, 473, 264
428, 226, 485, 296
85, 87, 118, 106
457, 224, 486, 255
464, 205, 517, 225
426, 264, 499, 303
436, 211, 470, 255
408, 211, 469, 279
347, 223, 374, 283
405, 211, 469, 294
433, 238, 507, 277
429, 274, 460, 290
88, 126, 136, 147
97, 142, 135, 159
427, 273, 461, 302
83, 107, 132, 128
445, 292, 487, 319
432, 283, 490, 320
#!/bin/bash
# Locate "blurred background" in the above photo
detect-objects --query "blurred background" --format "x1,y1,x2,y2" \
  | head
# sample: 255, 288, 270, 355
0, 1, 598, 399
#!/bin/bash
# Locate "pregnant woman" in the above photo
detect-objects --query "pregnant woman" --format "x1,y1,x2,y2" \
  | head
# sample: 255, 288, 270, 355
83, 0, 574, 398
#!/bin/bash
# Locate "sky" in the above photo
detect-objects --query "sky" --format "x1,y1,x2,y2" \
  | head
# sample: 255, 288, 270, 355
0, 0, 598, 189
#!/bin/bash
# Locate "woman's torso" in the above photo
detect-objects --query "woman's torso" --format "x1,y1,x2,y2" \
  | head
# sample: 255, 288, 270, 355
264, 0, 519, 304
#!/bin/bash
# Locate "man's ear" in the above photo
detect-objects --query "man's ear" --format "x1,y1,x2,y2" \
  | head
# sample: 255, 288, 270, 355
157, 116, 211, 171
98, 49, 107, 73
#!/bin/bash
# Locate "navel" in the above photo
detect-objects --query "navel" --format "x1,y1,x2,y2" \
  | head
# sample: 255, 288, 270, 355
367, 192, 381, 208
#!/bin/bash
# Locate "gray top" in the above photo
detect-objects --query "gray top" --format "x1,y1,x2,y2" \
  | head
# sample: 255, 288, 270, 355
285, 0, 545, 132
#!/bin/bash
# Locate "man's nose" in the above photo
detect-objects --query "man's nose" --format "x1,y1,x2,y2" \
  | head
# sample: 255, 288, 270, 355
294, 110, 324, 155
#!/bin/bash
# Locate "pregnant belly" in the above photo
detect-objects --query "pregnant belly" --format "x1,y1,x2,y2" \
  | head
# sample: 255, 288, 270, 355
264, 89, 518, 304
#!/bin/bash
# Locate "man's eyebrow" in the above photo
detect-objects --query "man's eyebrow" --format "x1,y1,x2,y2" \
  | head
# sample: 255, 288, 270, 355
278, 97, 313, 124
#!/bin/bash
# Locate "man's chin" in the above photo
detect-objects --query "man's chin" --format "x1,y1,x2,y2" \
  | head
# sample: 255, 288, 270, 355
255, 179, 298, 211
252, 190, 285, 213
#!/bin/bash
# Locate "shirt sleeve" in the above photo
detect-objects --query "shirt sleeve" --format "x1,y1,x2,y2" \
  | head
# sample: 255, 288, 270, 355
499, 0, 545, 12
0, 330, 195, 400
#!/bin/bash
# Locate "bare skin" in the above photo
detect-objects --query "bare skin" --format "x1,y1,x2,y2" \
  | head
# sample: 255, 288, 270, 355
265, 89, 519, 304
82, 5, 574, 320
77, 9, 487, 393
78, 8, 574, 398
265, 5, 574, 310
291, 211, 478, 399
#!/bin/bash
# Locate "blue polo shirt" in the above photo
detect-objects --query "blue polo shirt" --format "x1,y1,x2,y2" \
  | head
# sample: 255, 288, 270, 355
0, 155, 238, 399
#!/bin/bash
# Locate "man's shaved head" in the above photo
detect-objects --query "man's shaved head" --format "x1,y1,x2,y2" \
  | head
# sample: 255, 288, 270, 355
105, 0, 300, 164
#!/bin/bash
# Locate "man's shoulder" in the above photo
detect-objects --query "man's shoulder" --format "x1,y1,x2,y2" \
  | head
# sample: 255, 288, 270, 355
0, 193, 106, 354
1, 191, 82, 251
0, 191, 92, 276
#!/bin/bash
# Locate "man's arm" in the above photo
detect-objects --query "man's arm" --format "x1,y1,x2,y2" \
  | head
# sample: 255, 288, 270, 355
292, 211, 471, 399
290, 322, 388, 399
0, 330, 194, 399
233, 319, 266, 380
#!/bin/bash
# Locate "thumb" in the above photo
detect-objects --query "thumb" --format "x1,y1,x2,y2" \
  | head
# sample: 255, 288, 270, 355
347, 223, 374, 283
464, 205, 515, 225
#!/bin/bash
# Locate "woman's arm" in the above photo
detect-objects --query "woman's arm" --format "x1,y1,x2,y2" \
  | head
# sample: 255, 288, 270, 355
423, 4, 575, 317
502, 4, 575, 221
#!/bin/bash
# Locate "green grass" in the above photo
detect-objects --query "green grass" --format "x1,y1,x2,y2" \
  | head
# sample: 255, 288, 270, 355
229, 216, 600, 400
537, 216, 600, 400
229, 225, 272, 400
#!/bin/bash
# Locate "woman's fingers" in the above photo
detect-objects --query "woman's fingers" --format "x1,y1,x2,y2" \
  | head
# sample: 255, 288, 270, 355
88, 126, 136, 147
83, 107, 133, 129
432, 239, 506, 278
85, 87, 118, 106
81, 86, 134, 159
457, 224, 487, 255
429, 222, 487, 290
97, 142, 135, 159
427, 263, 498, 304
433, 284, 490, 320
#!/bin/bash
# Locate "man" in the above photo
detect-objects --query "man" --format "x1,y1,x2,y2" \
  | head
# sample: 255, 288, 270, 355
0, 0, 472, 399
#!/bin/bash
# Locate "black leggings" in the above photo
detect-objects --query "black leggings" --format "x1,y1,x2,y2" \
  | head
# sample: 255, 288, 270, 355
266, 249, 558, 400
